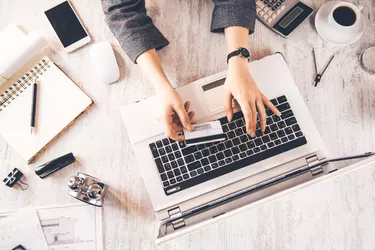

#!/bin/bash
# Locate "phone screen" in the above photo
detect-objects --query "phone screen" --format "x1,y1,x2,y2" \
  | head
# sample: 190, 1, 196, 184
44, 1, 88, 48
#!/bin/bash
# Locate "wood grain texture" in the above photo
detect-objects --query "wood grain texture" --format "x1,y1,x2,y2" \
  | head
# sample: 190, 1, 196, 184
0, 0, 375, 249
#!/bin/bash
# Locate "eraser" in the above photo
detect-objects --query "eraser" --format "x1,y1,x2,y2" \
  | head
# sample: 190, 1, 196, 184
184, 121, 226, 146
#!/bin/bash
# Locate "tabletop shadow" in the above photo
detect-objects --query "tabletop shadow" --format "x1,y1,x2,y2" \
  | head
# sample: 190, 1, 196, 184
105, 187, 153, 219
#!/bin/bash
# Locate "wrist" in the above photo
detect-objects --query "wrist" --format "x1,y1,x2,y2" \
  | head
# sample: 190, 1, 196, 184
228, 56, 249, 70
155, 80, 174, 94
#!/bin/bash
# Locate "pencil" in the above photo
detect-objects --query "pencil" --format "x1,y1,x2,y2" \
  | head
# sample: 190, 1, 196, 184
30, 78, 38, 134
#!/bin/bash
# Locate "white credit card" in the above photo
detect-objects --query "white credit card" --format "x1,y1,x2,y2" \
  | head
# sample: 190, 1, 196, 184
184, 121, 226, 146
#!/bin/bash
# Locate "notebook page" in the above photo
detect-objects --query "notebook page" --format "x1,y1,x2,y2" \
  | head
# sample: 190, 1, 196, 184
0, 57, 92, 162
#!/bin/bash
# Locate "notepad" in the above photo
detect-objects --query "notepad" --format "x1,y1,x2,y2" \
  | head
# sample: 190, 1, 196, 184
0, 26, 93, 163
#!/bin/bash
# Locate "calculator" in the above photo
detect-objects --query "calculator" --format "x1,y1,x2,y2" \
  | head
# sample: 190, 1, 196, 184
256, 0, 313, 37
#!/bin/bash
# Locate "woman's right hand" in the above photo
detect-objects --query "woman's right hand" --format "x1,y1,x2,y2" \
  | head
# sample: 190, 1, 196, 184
157, 85, 194, 141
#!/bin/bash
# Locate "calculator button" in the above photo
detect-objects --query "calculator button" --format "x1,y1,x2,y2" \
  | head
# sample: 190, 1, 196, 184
276, 9, 282, 14
272, 6, 277, 10
267, 3, 273, 7
280, 5, 285, 10
267, 18, 273, 23
257, 7, 262, 13
271, 13, 277, 18
263, 0, 269, 3
262, 7, 270, 13
259, 10, 265, 16
263, 14, 269, 19
267, 9, 273, 15
276, 2, 281, 6
257, 1, 265, 8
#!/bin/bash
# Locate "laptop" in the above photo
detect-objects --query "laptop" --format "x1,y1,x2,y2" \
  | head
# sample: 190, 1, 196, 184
120, 53, 342, 243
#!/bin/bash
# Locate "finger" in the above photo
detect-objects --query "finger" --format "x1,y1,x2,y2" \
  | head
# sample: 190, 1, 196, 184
175, 104, 192, 131
176, 111, 195, 128
165, 123, 181, 141
262, 94, 281, 116
184, 101, 191, 112
237, 99, 253, 136
256, 100, 267, 132
224, 91, 234, 122
165, 126, 185, 141
163, 112, 183, 141
250, 101, 257, 135
188, 111, 195, 121
172, 123, 183, 132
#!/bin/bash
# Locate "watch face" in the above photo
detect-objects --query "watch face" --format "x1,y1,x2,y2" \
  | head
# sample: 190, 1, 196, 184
240, 48, 250, 58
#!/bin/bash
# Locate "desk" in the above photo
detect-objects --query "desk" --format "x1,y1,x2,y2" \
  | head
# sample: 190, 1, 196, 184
1, 0, 375, 249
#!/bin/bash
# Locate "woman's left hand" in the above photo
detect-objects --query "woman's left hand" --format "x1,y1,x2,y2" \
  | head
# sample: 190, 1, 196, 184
224, 57, 280, 137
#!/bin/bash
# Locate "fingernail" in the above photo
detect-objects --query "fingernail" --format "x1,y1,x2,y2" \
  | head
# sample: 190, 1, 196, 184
187, 124, 192, 131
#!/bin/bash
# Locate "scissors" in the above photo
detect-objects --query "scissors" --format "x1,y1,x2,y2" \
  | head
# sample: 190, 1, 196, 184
313, 49, 335, 87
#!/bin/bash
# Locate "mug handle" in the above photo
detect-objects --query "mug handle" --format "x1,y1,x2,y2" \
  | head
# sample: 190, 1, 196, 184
358, 5, 364, 11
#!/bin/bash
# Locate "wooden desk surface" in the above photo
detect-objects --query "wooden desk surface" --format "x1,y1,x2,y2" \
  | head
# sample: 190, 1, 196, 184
1, 0, 375, 249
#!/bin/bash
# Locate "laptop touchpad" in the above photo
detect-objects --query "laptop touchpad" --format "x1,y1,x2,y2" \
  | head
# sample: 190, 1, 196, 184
201, 77, 227, 114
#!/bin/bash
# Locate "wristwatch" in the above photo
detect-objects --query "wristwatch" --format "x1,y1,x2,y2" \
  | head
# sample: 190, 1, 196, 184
227, 47, 250, 63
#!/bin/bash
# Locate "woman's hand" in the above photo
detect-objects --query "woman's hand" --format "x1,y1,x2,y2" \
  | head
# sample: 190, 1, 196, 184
157, 85, 194, 141
224, 57, 280, 137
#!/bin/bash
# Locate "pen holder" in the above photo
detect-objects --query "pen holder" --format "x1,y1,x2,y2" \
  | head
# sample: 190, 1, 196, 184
68, 172, 109, 207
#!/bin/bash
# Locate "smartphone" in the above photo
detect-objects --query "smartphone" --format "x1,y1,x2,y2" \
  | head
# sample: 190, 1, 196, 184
43, 0, 91, 53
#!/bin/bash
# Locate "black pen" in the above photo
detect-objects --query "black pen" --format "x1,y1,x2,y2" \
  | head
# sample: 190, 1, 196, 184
30, 78, 38, 135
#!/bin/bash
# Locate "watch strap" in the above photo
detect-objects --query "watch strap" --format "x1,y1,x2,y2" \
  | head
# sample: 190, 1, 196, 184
227, 48, 250, 63
227, 50, 241, 63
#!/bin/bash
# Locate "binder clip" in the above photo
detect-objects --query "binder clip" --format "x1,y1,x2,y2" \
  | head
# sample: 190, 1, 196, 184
3, 168, 29, 190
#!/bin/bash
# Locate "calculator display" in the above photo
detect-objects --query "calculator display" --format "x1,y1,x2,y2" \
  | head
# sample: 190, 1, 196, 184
273, 2, 313, 37
279, 7, 303, 28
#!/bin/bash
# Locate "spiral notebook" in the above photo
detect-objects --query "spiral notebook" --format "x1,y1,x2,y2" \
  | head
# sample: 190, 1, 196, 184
0, 26, 93, 163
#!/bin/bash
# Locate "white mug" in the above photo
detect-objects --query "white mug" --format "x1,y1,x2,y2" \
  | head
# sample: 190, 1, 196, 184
328, 1, 363, 34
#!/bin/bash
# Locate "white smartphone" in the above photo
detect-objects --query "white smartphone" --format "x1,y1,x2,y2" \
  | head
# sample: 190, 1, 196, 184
43, 0, 91, 53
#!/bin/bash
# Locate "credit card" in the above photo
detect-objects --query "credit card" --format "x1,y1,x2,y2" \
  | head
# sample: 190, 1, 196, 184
184, 121, 226, 146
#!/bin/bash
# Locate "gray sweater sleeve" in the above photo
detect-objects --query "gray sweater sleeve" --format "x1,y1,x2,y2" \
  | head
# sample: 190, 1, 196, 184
101, 0, 256, 63
211, 0, 256, 34
101, 0, 169, 63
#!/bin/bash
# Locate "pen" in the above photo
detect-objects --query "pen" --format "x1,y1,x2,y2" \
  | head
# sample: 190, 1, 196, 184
30, 78, 38, 135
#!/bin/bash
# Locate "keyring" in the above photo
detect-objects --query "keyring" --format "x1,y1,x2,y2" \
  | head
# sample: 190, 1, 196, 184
360, 46, 375, 75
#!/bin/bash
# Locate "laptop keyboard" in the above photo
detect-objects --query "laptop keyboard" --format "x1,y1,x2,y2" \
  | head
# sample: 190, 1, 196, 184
149, 95, 307, 195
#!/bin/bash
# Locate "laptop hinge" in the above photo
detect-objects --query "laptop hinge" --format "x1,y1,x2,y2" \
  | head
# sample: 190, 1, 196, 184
168, 207, 186, 230
306, 155, 324, 176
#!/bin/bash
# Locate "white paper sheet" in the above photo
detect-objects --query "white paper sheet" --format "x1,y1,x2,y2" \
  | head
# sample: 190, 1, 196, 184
37, 205, 103, 250
0, 204, 103, 250
0, 210, 49, 250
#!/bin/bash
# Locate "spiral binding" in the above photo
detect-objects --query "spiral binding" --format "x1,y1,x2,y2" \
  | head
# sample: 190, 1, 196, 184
0, 58, 50, 112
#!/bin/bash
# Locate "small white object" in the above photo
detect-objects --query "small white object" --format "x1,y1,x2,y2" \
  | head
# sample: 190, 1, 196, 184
315, 1, 365, 46
88, 41, 120, 84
